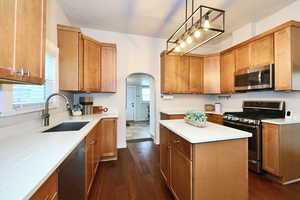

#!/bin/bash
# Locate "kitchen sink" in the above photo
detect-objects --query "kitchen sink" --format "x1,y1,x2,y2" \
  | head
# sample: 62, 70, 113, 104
43, 122, 89, 133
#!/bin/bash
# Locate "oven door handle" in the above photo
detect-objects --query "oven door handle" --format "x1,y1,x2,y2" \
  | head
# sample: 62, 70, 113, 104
223, 120, 259, 129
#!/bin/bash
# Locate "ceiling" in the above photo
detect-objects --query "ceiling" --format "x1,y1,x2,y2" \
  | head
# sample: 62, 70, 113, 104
59, 0, 296, 40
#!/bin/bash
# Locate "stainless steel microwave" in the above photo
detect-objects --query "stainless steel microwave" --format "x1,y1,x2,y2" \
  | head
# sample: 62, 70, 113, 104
235, 64, 274, 91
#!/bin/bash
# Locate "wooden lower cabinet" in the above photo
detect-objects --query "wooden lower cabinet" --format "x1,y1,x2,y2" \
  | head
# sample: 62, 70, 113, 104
160, 125, 248, 200
206, 113, 223, 125
262, 122, 300, 184
160, 113, 185, 120
100, 118, 118, 161
30, 171, 58, 200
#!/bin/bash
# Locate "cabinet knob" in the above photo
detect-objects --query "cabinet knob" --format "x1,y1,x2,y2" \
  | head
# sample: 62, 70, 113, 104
23, 70, 30, 77
174, 140, 180, 144
43, 195, 50, 200
89, 140, 96, 145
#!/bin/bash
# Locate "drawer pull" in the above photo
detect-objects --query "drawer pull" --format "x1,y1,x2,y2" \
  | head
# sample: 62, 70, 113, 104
174, 140, 180, 144
43, 195, 50, 200
89, 140, 96, 145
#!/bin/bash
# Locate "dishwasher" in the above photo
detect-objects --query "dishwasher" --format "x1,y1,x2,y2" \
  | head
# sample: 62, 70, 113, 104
58, 140, 86, 200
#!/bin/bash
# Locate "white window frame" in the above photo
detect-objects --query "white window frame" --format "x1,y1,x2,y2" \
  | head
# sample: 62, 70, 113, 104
141, 87, 150, 102
0, 40, 59, 117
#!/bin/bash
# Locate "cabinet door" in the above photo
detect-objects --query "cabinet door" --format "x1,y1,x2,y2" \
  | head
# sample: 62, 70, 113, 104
251, 34, 274, 68
95, 122, 102, 163
203, 55, 220, 94
274, 27, 292, 91
57, 26, 82, 91
83, 39, 101, 91
161, 54, 180, 94
101, 44, 117, 92
0, 0, 17, 80
170, 147, 192, 200
189, 56, 203, 94
160, 125, 170, 185
15, 0, 47, 84
262, 123, 280, 176
85, 128, 97, 196
176, 56, 190, 93
30, 171, 58, 200
220, 51, 235, 94
235, 44, 251, 72
100, 118, 118, 160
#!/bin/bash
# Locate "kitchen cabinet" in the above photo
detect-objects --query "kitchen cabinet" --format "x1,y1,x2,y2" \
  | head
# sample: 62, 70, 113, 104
83, 36, 101, 92
85, 126, 97, 196
235, 44, 251, 72
189, 56, 203, 94
262, 122, 300, 184
203, 54, 221, 94
220, 50, 235, 94
250, 34, 274, 68
100, 118, 118, 161
206, 113, 223, 125
57, 25, 117, 92
0, 0, 47, 84
30, 171, 58, 200
57, 25, 83, 91
160, 126, 171, 185
176, 56, 190, 93
161, 53, 180, 94
100, 43, 117, 92
160, 113, 185, 120
160, 125, 248, 200
274, 26, 300, 91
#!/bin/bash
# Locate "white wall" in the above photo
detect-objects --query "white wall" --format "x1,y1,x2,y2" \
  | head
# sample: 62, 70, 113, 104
213, 0, 300, 117
75, 28, 213, 148
0, 0, 72, 131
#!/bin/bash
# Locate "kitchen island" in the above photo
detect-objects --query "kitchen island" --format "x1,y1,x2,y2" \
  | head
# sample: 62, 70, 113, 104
160, 119, 252, 200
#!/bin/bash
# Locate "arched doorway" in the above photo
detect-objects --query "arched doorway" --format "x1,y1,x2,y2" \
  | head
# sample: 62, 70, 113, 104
125, 73, 156, 142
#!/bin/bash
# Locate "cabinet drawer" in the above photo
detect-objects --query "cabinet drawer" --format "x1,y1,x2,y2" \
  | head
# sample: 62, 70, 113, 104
30, 171, 58, 200
170, 132, 192, 160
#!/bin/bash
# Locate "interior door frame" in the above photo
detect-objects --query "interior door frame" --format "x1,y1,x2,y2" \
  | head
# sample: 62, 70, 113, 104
126, 85, 137, 121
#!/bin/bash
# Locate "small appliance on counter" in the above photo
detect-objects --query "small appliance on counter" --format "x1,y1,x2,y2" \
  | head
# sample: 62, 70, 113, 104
79, 97, 93, 115
214, 103, 222, 113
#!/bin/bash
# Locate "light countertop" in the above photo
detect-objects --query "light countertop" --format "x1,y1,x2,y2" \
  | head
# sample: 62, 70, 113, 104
0, 113, 118, 200
160, 110, 223, 115
262, 118, 300, 125
160, 119, 252, 144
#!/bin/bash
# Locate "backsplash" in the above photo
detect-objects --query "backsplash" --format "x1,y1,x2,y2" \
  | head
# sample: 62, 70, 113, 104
215, 91, 300, 117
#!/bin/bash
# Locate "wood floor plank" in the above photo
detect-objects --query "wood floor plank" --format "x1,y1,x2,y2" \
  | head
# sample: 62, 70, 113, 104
89, 141, 300, 200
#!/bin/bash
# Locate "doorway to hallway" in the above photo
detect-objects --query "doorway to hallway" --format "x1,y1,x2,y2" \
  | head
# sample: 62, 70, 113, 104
126, 73, 155, 141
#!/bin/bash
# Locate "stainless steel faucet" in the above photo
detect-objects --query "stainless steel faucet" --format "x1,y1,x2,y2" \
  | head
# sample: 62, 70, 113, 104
43, 93, 71, 126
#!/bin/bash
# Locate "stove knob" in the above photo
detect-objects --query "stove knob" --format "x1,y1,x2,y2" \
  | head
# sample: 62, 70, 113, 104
248, 119, 255, 124
242, 119, 249, 123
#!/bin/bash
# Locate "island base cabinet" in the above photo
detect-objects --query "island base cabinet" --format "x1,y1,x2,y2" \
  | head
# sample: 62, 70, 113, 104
160, 125, 248, 200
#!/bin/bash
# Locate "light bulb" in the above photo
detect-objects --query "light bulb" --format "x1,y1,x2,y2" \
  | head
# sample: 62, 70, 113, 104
203, 15, 210, 30
194, 30, 201, 38
180, 41, 186, 48
186, 36, 193, 44
175, 46, 181, 52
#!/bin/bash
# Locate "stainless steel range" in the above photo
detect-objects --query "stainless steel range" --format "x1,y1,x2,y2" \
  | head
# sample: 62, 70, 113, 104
223, 101, 285, 173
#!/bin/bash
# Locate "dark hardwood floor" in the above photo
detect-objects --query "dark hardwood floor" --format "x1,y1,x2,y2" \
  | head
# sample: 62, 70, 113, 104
89, 140, 300, 200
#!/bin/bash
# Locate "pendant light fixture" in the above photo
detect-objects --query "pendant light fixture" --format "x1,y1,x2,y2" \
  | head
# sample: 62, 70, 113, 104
166, 1, 225, 55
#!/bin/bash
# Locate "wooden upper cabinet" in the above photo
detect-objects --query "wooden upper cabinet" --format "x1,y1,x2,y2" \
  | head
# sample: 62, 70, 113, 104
203, 55, 221, 94
235, 44, 251, 72
262, 123, 280, 176
250, 34, 274, 68
15, 0, 47, 84
0, 0, 46, 84
220, 51, 235, 94
176, 56, 190, 93
0, 0, 16, 80
57, 25, 83, 91
83, 36, 101, 92
189, 56, 203, 94
274, 26, 300, 91
100, 43, 117, 93
161, 53, 180, 94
